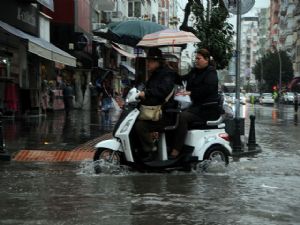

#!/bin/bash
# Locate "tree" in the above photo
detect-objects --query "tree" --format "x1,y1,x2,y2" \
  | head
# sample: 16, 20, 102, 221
252, 50, 294, 92
180, 0, 235, 69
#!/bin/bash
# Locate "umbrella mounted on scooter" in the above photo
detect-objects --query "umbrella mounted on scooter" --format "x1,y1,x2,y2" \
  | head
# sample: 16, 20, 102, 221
136, 29, 201, 47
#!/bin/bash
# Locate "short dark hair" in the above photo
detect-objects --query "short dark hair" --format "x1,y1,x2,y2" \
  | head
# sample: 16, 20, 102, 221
196, 48, 210, 61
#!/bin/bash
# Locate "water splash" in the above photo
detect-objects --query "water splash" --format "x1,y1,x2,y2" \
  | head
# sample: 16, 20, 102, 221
78, 156, 229, 176
78, 159, 131, 176
191, 159, 229, 174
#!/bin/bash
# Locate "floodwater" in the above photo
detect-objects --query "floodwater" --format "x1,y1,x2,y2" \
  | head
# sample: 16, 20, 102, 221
0, 104, 300, 225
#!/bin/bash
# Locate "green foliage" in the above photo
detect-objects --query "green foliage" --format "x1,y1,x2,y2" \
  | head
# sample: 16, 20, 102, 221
253, 50, 294, 91
191, 1, 235, 70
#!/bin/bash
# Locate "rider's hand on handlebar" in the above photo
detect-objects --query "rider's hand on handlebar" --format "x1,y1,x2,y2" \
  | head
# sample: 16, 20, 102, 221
137, 91, 145, 99
175, 90, 191, 96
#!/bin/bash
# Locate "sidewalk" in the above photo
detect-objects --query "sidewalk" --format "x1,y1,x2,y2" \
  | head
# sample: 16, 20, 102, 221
1, 109, 120, 161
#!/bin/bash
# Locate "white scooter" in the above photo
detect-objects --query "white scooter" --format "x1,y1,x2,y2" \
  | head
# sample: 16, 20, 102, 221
93, 87, 233, 173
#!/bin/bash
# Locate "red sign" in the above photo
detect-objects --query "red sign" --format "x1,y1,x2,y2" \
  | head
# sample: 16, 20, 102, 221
76, 0, 90, 33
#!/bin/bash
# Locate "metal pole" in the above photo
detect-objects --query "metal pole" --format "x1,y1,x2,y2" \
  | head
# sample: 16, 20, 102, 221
278, 48, 282, 98
260, 60, 263, 94
0, 116, 11, 161
235, 0, 241, 118
0, 119, 4, 152
232, 0, 242, 153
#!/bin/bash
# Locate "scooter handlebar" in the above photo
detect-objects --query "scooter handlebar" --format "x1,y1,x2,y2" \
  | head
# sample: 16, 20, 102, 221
126, 88, 141, 103
206, 115, 225, 126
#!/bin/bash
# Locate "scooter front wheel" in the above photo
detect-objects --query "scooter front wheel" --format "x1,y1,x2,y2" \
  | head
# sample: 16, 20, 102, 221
93, 148, 122, 174
93, 148, 121, 164
203, 146, 229, 165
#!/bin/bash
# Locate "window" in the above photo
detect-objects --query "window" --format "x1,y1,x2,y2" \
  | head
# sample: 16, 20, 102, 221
297, 45, 300, 57
128, 1, 141, 18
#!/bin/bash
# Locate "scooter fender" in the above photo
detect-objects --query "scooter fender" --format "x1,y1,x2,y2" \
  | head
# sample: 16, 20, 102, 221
197, 140, 232, 160
185, 130, 232, 160
94, 138, 122, 152
195, 139, 232, 160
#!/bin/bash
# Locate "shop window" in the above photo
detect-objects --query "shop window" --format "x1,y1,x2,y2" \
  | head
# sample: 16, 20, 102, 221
0, 57, 8, 77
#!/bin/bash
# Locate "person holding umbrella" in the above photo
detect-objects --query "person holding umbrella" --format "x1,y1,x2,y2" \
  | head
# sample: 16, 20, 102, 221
134, 48, 177, 161
169, 48, 221, 159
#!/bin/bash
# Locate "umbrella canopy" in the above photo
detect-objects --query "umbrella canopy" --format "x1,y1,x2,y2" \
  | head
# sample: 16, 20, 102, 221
137, 29, 201, 47
93, 20, 167, 47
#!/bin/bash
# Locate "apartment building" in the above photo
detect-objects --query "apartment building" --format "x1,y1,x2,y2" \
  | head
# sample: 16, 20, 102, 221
240, 17, 259, 85
270, 0, 300, 78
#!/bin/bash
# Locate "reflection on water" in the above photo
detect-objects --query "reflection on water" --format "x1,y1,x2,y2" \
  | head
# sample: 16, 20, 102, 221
3, 109, 121, 151
294, 114, 298, 126
271, 107, 278, 121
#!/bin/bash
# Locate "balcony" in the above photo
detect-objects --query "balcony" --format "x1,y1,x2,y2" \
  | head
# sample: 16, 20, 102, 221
111, 11, 123, 22
280, 6, 287, 16
100, 0, 115, 11
21, 0, 54, 11
92, 23, 106, 31
294, 3, 300, 16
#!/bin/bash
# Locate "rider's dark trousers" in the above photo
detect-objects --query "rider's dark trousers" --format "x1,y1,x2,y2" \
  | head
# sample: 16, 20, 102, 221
134, 119, 167, 153
172, 110, 204, 151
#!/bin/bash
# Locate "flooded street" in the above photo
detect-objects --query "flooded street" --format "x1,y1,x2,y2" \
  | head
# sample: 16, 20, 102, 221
1, 104, 300, 225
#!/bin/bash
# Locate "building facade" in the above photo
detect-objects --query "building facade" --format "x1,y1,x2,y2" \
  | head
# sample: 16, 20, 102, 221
240, 17, 259, 86
0, 0, 76, 116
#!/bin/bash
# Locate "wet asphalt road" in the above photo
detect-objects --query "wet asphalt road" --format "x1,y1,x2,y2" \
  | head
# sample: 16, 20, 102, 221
0, 104, 300, 225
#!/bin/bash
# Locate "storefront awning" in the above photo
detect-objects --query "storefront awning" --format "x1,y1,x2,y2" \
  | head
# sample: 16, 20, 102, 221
37, 0, 54, 11
0, 20, 76, 67
120, 63, 135, 74
112, 44, 136, 59
120, 63, 135, 80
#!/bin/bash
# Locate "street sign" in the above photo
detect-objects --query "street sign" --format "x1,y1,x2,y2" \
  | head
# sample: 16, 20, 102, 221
224, 0, 255, 15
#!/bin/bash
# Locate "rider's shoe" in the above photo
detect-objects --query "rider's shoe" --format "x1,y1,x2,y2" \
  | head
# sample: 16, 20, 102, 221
142, 152, 155, 162
168, 154, 178, 160
168, 149, 180, 160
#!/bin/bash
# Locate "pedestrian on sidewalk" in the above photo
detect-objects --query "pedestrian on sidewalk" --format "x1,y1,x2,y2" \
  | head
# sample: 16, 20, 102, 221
62, 81, 74, 116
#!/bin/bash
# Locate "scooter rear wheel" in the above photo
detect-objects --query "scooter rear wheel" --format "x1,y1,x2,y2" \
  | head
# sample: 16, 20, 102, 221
203, 146, 229, 165
93, 148, 121, 164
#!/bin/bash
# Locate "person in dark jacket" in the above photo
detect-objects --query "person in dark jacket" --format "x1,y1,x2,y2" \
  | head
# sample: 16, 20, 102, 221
134, 48, 177, 161
169, 48, 220, 159
62, 81, 74, 116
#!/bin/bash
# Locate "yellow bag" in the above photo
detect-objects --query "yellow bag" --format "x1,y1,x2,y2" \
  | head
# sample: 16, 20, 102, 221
138, 105, 162, 121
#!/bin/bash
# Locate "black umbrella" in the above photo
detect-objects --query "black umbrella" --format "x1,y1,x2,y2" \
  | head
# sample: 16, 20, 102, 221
93, 20, 166, 47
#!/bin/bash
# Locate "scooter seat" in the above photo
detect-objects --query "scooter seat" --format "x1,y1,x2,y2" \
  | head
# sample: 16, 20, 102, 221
189, 122, 218, 130
189, 115, 225, 130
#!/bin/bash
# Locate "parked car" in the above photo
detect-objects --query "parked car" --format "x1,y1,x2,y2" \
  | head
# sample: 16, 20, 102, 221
282, 92, 295, 104
246, 93, 260, 103
223, 93, 234, 104
223, 93, 246, 104
259, 93, 275, 104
